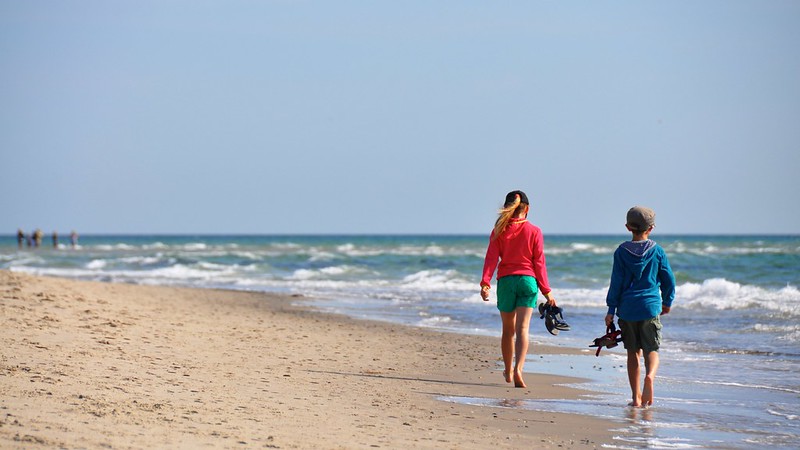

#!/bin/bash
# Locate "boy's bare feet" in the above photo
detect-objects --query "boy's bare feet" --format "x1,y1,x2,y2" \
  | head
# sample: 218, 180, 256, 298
642, 378, 654, 406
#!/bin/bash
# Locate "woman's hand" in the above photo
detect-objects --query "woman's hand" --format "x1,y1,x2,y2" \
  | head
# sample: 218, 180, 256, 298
480, 285, 490, 301
543, 292, 557, 307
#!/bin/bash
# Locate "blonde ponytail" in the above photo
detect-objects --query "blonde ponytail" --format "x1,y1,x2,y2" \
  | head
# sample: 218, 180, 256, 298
492, 195, 522, 239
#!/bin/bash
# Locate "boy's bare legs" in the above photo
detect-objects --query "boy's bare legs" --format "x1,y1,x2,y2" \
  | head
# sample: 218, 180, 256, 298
512, 306, 534, 387
642, 350, 660, 407
500, 311, 516, 384
627, 349, 642, 407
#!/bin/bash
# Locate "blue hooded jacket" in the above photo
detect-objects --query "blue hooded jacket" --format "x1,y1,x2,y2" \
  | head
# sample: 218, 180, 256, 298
606, 240, 676, 321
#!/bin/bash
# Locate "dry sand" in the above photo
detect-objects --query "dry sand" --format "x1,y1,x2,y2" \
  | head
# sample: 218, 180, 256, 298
1, 271, 614, 449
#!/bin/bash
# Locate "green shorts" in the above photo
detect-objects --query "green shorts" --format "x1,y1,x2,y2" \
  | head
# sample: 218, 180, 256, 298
619, 316, 662, 354
496, 275, 539, 313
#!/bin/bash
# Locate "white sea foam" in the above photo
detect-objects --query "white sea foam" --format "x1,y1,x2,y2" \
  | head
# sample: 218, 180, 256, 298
119, 255, 169, 265
417, 315, 453, 327
4, 254, 45, 267
335, 243, 382, 257
400, 270, 474, 291
753, 323, 800, 334
679, 278, 800, 315
95, 244, 136, 251
142, 242, 168, 250
11, 266, 97, 279
547, 243, 616, 255
665, 241, 799, 256
421, 245, 444, 256
308, 249, 337, 261
231, 251, 261, 260
86, 259, 107, 269
288, 265, 368, 280
767, 408, 799, 421
196, 261, 230, 271
143, 264, 230, 280
684, 379, 800, 395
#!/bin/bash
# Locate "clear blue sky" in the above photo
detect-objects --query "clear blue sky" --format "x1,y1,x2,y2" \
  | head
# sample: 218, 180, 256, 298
2, 1, 798, 235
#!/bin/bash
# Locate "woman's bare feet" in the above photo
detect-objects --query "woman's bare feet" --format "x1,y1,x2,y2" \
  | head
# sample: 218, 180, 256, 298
503, 369, 512, 384
628, 395, 642, 407
513, 370, 526, 388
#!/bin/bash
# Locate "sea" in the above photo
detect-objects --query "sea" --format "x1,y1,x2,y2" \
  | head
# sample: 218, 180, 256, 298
2, 234, 798, 449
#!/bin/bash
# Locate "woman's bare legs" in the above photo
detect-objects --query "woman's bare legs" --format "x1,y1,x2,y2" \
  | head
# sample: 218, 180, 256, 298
500, 311, 516, 384
500, 307, 534, 387
512, 306, 534, 387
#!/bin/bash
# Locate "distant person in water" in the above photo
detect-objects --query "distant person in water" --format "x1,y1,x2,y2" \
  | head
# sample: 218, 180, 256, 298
17, 229, 25, 249
52, 231, 59, 249
33, 229, 43, 248
480, 190, 558, 388
605, 206, 676, 407
70, 230, 79, 248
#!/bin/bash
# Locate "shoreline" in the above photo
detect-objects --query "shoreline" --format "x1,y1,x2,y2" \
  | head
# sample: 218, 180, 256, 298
1, 271, 615, 449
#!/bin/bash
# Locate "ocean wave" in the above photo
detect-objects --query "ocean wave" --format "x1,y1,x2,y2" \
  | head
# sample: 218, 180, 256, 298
1, 254, 45, 268
547, 243, 616, 255
549, 279, 800, 316
10, 266, 102, 279
182, 243, 208, 251
665, 241, 800, 256
685, 379, 800, 395
142, 242, 168, 250
95, 244, 137, 251
289, 265, 370, 280
85, 259, 107, 269
400, 270, 474, 291
767, 407, 799, 421
230, 251, 262, 260
679, 278, 800, 315
417, 315, 454, 328
119, 255, 172, 266
335, 243, 382, 257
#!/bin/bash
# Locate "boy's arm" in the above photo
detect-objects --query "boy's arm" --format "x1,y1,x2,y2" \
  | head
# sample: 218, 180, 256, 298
605, 249, 624, 317
658, 248, 676, 311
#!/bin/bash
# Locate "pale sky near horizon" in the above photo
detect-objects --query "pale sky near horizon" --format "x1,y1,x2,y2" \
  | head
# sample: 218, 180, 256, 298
2, 1, 798, 235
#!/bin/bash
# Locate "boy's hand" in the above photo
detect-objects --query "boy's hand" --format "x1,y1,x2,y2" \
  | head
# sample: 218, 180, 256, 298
480, 285, 490, 301
604, 314, 614, 328
661, 305, 671, 315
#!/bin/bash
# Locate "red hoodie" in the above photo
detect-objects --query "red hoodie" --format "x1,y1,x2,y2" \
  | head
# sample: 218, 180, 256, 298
481, 220, 552, 295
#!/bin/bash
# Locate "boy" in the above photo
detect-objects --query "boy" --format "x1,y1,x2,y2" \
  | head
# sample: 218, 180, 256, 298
605, 206, 676, 407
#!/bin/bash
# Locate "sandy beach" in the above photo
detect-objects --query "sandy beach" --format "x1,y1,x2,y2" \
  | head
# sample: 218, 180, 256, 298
1, 270, 614, 449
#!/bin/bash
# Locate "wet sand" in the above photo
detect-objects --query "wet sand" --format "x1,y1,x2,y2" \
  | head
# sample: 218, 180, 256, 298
0, 271, 614, 449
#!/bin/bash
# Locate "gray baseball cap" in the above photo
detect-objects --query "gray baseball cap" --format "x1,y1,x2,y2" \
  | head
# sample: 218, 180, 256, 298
626, 206, 656, 232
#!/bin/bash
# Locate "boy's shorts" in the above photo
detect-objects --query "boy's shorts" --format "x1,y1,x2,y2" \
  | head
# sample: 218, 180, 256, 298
496, 275, 539, 313
619, 316, 662, 353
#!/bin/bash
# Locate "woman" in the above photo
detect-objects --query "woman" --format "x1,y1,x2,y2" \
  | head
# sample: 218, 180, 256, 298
480, 190, 557, 388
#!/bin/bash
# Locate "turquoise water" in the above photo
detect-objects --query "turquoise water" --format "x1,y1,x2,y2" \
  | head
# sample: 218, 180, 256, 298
3, 234, 799, 448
